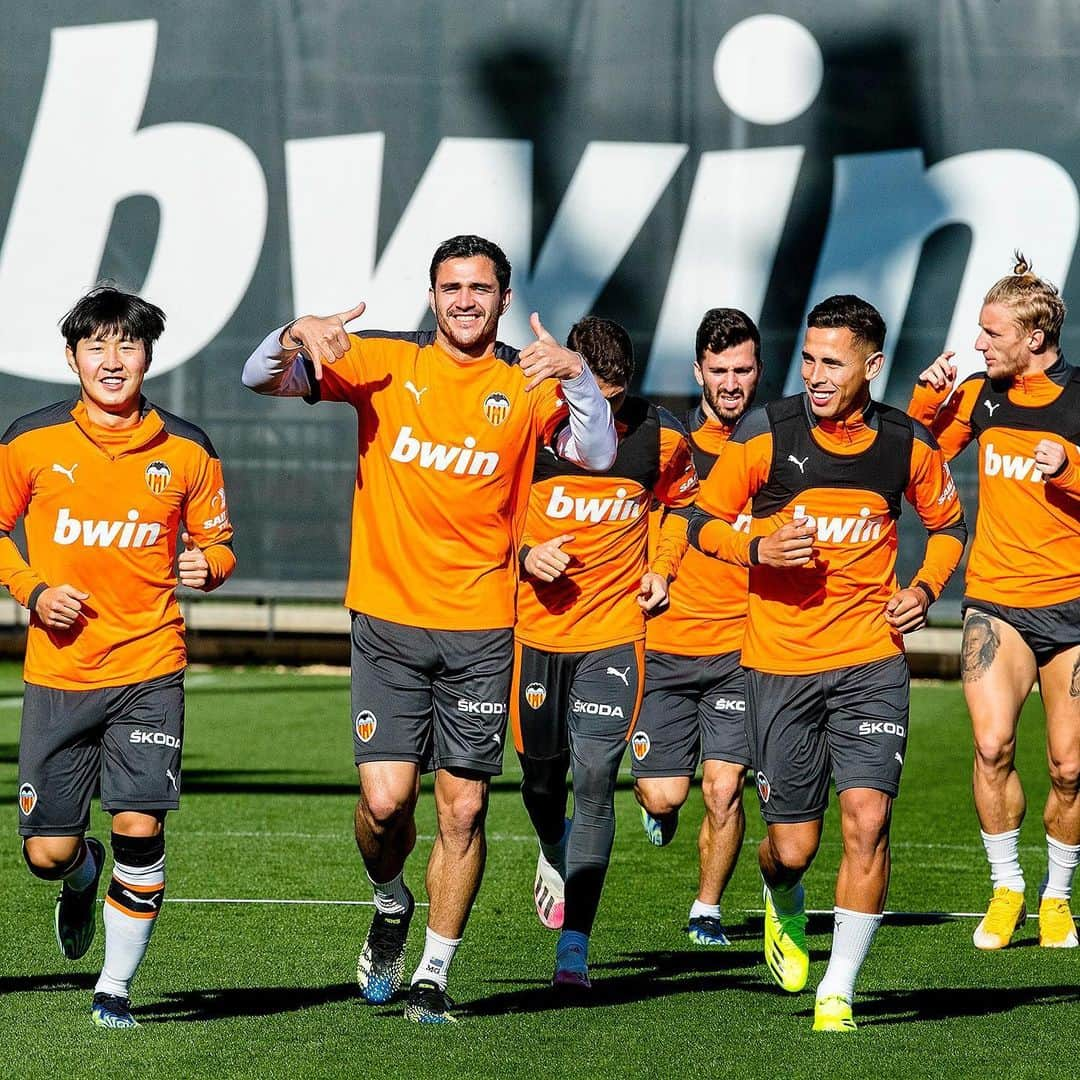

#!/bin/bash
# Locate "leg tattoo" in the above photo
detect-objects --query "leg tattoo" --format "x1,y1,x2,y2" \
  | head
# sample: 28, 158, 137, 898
1070, 654, 1080, 698
962, 614, 1000, 683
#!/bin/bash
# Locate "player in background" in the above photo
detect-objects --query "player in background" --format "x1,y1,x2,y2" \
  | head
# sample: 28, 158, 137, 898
909, 254, 1080, 950
689, 295, 966, 1031
0, 287, 236, 1028
513, 316, 697, 990
241, 235, 615, 1023
632, 309, 761, 947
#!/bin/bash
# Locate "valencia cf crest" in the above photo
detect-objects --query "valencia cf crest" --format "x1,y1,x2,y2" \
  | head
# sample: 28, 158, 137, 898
525, 682, 547, 710
756, 770, 771, 804
630, 731, 650, 762
483, 392, 511, 426
19, 782, 37, 816
145, 460, 172, 494
355, 711, 377, 743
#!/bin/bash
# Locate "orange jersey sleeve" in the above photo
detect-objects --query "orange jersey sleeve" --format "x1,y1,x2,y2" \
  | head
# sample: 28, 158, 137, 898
0, 400, 235, 690
0, 436, 48, 607
649, 415, 699, 581
907, 376, 980, 461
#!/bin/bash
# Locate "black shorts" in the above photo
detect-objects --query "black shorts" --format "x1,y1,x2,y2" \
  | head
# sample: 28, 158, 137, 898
962, 596, 1080, 667
631, 650, 750, 777
18, 669, 185, 837
511, 640, 644, 761
745, 655, 909, 825
350, 612, 512, 775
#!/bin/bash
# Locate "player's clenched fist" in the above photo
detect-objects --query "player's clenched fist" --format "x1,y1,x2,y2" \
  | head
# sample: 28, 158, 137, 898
35, 584, 89, 629
281, 301, 367, 381
178, 532, 211, 590
755, 517, 815, 567
884, 586, 930, 634
637, 571, 669, 613
524, 534, 575, 582
518, 312, 585, 391
1034, 439, 1068, 477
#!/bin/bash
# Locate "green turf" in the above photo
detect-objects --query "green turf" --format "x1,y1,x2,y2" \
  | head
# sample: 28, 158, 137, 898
0, 662, 1077, 1078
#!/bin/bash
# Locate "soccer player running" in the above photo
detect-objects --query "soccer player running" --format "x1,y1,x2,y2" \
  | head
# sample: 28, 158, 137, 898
241, 235, 615, 1023
632, 309, 761, 947
513, 317, 697, 990
689, 295, 966, 1031
909, 254, 1080, 950
1, 287, 236, 1028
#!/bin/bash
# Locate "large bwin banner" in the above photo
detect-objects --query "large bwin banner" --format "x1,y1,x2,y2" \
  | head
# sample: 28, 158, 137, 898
0, 3, 1077, 591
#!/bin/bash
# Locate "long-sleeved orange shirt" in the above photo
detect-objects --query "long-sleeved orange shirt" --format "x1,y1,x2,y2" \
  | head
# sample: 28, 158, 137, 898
690, 394, 965, 675
516, 399, 697, 651
646, 405, 750, 656
0, 399, 235, 690
908, 358, 1080, 607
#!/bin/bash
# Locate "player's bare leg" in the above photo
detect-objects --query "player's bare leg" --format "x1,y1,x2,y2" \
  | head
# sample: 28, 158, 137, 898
686, 760, 746, 944
759, 819, 819, 993
1035, 645, 1080, 946
355, 761, 421, 1005
355, 761, 421, 881
962, 611, 1036, 948
634, 775, 689, 847
814, 788, 891, 1026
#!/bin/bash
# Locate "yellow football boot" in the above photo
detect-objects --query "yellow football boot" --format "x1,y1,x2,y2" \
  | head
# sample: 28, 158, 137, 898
813, 994, 856, 1032
1038, 896, 1078, 948
973, 886, 1026, 950
763, 884, 809, 992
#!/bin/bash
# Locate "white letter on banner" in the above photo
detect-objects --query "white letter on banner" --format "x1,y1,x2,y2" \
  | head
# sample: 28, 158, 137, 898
784, 149, 1079, 394
644, 147, 805, 395
0, 20, 267, 383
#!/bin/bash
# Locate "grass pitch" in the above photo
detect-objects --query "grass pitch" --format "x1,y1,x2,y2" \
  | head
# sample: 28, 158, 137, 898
1, 663, 1077, 1079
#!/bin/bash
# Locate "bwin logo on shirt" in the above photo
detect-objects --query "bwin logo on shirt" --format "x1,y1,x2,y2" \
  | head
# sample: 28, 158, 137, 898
53, 507, 163, 548
982, 442, 1044, 483
791, 504, 884, 544
545, 484, 649, 523
389, 426, 499, 476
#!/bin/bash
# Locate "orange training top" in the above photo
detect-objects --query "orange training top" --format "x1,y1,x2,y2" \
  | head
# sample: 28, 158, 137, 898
908, 358, 1080, 607
515, 399, 697, 651
308, 331, 570, 631
689, 395, 966, 675
0, 399, 235, 690
647, 405, 750, 656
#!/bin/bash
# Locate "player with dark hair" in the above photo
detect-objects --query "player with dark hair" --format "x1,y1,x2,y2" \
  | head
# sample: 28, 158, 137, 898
632, 308, 762, 946
910, 253, 1080, 950
242, 235, 616, 1023
1, 286, 236, 1028
513, 316, 697, 989
689, 294, 966, 1030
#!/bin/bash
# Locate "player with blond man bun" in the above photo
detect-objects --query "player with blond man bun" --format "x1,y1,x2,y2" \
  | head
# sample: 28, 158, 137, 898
910, 253, 1080, 951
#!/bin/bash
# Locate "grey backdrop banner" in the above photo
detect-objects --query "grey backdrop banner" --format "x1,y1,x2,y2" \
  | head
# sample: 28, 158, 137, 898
1, 2, 1077, 598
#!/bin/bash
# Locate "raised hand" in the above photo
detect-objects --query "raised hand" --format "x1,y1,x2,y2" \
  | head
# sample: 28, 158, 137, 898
281, 301, 367, 381
917, 350, 958, 393
524, 534, 575, 582
518, 312, 585, 391
178, 531, 210, 590
755, 517, 816, 568
35, 584, 89, 630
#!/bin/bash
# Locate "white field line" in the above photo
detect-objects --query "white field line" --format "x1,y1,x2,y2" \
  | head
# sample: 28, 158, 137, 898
158, 897, 427, 907
0, 696, 23, 708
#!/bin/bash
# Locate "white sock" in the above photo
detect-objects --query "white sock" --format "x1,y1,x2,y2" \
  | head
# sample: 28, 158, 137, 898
539, 818, 570, 878
63, 840, 98, 893
95, 852, 165, 999
1043, 835, 1080, 900
767, 878, 805, 917
411, 927, 461, 990
981, 828, 1025, 892
369, 870, 410, 915
689, 899, 720, 921
815, 907, 883, 1002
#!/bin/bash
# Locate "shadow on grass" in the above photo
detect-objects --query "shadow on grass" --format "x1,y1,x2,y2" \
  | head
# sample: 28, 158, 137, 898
0, 972, 97, 995
0, 742, 17, 764
138, 982, 359, 1022
455, 946, 796, 1016
841, 984, 1080, 1026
